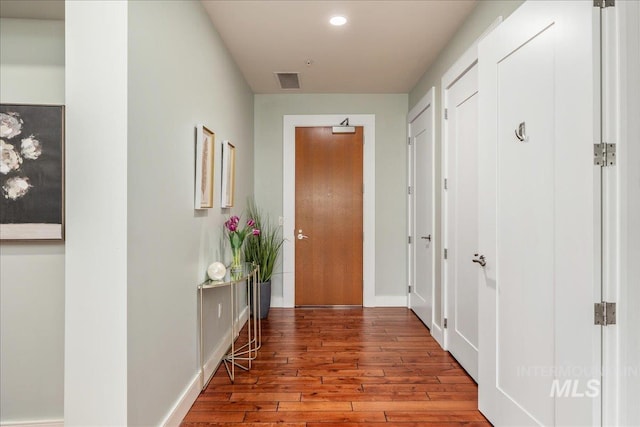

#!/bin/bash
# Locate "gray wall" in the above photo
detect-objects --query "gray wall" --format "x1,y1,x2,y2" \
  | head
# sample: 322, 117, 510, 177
0, 18, 65, 423
127, 1, 254, 425
254, 94, 408, 300
408, 0, 523, 324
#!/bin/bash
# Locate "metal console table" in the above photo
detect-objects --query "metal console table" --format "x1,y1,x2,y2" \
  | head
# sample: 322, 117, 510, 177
198, 263, 261, 389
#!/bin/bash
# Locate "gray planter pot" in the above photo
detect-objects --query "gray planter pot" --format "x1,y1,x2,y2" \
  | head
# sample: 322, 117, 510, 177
250, 281, 271, 319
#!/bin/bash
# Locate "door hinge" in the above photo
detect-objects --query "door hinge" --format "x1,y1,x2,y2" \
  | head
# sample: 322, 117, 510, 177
408, 236, 412, 244
444, 318, 448, 328
408, 186, 412, 195
594, 0, 614, 8
444, 178, 448, 190
444, 248, 448, 259
408, 285, 412, 293
594, 302, 616, 326
444, 108, 448, 120
408, 137, 411, 145
594, 143, 616, 166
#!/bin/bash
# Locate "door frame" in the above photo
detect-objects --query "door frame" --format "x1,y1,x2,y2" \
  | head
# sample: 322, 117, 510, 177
441, 17, 502, 352
407, 88, 436, 332
602, 1, 640, 424
282, 115, 375, 308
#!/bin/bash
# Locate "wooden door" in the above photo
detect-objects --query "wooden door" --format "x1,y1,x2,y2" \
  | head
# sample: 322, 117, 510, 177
295, 126, 363, 306
478, 1, 601, 425
443, 61, 479, 381
409, 102, 435, 329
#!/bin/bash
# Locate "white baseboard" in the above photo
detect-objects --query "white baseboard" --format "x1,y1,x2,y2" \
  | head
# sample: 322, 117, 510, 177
272, 295, 409, 308
162, 372, 201, 427
375, 295, 408, 307
0, 421, 64, 427
161, 306, 249, 427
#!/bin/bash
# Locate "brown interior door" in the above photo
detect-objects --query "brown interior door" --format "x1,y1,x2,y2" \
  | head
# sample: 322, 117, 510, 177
295, 126, 363, 306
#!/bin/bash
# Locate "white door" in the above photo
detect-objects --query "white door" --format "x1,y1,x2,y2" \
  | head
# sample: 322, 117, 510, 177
409, 90, 435, 330
478, 1, 601, 426
443, 62, 479, 381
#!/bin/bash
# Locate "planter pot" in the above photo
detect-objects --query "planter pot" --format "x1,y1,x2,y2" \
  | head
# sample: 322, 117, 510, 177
251, 281, 271, 319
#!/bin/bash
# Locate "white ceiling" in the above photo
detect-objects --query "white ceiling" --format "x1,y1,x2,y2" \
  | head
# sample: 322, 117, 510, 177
202, 0, 477, 94
0, 0, 477, 94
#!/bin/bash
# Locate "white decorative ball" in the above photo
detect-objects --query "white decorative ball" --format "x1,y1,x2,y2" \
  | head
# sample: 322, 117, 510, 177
207, 262, 226, 280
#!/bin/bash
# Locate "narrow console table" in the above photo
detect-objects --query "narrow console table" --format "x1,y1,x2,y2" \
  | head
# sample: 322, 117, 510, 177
198, 263, 261, 389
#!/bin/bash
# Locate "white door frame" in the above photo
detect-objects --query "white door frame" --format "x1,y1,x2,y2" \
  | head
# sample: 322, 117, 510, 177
282, 115, 376, 308
602, 1, 640, 425
407, 88, 437, 334
441, 17, 502, 352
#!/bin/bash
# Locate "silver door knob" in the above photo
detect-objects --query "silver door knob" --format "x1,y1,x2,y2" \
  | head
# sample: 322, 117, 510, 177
297, 229, 309, 240
421, 235, 432, 241
472, 254, 486, 267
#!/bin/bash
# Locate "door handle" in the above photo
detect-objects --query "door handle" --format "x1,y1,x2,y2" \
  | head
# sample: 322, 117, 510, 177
297, 229, 309, 240
420, 235, 432, 241
472, 254, 486, 267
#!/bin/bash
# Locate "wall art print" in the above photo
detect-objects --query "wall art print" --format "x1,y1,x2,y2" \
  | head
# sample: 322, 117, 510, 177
220, 140, 235, 208
0, 104, 65, 240
195, 124, 214, 209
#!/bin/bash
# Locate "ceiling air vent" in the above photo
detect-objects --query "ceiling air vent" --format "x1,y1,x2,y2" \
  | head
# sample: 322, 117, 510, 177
275, 72, 300, 90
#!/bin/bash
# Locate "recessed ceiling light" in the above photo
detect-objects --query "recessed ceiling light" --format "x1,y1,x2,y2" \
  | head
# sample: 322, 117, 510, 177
330, 16, 347, 26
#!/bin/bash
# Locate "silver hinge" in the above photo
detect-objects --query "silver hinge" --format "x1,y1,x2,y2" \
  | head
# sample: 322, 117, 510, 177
408, 186, 412, 195
594, 0, 614, 8
408, 285, 412, 293
408, 236, 412, 244
444, 178, 448, 190
408, 137, 411, 145
443, 318, 448, 328
594, 302, 616, 325
444, 108, 448, 120
444, 248, 448, 259
594, 143, 616, 166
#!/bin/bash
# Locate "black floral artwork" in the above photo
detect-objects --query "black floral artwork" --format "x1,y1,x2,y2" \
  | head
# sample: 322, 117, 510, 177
0, 104, 64, 240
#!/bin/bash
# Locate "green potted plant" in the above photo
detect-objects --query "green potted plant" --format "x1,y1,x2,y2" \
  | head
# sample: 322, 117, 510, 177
243, 199, 284, 319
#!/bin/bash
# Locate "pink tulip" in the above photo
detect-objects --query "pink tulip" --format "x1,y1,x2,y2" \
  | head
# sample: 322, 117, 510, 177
252, 229, 260, 236
247, 219, 256, 227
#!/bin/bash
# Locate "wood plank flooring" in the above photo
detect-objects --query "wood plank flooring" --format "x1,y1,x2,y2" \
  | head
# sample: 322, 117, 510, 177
181, 307, 489, 426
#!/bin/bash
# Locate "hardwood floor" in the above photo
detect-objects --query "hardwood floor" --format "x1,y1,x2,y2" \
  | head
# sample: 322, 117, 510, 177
181, 307, 489, 426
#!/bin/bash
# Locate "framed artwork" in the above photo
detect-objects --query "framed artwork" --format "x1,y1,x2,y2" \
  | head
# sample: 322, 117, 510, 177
221, 140, 236, 208
1, 104, 65, 240
195, 125, 215, 209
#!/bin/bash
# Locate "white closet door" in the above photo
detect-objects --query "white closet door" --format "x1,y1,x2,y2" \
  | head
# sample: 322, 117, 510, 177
443, 63, 479, 381
408, 90, 436, 332
478, 1, 601, 425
